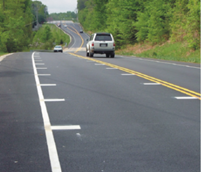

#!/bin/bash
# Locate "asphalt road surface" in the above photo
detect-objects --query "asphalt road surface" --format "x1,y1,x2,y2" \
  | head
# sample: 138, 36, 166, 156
0, 21, 200, 172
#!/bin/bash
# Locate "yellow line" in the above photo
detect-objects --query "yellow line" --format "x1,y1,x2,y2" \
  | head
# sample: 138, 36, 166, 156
69, 53, 201, 100
67, 26, 77, 34
67, 26, 84, 53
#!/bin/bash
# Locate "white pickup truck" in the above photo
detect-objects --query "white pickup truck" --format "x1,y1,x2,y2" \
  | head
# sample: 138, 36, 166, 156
86, 33, 115, 58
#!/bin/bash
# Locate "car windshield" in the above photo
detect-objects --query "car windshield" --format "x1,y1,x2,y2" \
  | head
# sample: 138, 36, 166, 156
55, 46, 61, 48
95, 34, 112, 41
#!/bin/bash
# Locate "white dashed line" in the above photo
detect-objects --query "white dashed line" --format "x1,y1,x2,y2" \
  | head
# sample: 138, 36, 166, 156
37, 68, 47, 69
106, 68, 118, 69
43, 99, 65, 102
143, 83, 161, 85
51, 125, 81, 130
174, 97, 198, 100
121, 74, 135, 76
35, 63, 45, 65
95, 63, 105, 65
37, 74, 51, 76
40, 84, 57, 86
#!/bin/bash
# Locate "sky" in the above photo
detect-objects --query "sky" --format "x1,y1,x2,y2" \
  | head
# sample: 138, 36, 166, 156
36, 0, 77, 14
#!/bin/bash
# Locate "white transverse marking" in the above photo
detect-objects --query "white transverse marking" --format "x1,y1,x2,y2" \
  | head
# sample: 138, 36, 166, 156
32, 52, 62, 172
106, 68, 118, 69
43, 99, 65, 102
95, 63, 105, 65
37, 74, 51, 76
35, 63, 45, 65
143, 83, 161, 85
37, 68, 47, 69
51, 125, 81, 130
40, 84, 57, 86
121, 74, 135, 76
174, 97, 198, 100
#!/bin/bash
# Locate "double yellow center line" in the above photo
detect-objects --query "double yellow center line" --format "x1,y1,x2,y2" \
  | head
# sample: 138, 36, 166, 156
67, 26, 200, 100
66, 26, 84, 53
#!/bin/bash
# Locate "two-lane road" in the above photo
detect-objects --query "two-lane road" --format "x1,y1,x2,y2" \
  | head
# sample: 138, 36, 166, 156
0, 22, 200, 172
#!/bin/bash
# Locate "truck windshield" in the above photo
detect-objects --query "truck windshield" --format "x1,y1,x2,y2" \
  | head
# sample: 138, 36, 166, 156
95, 34, 112, 41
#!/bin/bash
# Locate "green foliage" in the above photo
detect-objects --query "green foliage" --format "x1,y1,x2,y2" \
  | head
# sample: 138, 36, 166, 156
170, 0, 189, 42
32, 1, 48, 25
0, 0, 50, 53
42, 26, 52, 42
77, 0, 87, 11
79, 0, 200, 51
135, 12, 149, 42
185, 0, 200, 50
49, 12, 77, 20
31, 24, 70, 50
147, 0, 172, 43
0, 0, 33, 52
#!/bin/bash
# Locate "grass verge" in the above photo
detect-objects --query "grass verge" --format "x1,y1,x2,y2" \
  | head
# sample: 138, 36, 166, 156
29, 24, 70, 51
116, 42, 200, 63
0, 52, 8, 56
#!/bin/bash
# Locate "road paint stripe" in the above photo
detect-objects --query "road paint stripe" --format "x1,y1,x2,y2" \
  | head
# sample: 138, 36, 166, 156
174, 97, 198, 100
66, 26, 84, 53
37, 74, 51, 76
95, 63, 105, 65
37, 68, 47, 69
35, 63, 45, 65
70, 53, 201, 100
51, 125, 81, 130
32, 52, 62, 172
124, 56, 200, 69
121, 74, 135, 76
43, 99, 65, 102
143, 83, 161, 85
40, 84, 57, 86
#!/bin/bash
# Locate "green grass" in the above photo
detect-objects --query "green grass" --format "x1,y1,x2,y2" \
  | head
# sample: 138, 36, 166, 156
117, 42, 200, 63
0, 52, 8, 56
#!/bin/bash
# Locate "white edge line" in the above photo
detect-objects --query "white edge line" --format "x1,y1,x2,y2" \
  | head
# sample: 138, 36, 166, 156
51, 125, 81, 130
32, 52, 62, 172
135, 58, 200, 69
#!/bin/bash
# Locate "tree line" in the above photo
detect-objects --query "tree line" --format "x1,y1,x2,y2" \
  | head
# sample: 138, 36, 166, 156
77, 0, 200, 50
49, 12, 77, 21
0, 0, 48, 53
